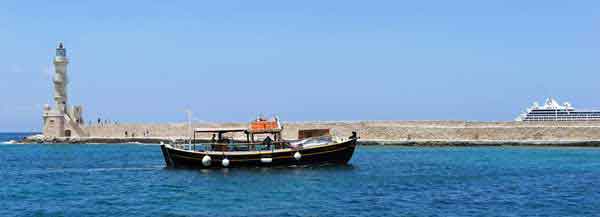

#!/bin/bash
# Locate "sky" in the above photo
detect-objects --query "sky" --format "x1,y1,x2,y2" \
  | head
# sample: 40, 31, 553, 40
1, 0, 599, 132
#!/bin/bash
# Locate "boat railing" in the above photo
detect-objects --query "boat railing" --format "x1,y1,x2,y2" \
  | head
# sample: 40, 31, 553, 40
174, 141, 290, 152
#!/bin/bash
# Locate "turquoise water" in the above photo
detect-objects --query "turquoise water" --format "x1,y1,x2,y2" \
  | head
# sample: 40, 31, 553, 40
1, 133, 600, 217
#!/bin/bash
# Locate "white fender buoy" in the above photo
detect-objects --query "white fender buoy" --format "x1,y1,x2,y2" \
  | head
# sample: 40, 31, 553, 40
202, 155, 212, 166
294, 152, 302, 160
222, 158, 230, 167
260, 158, 273, 163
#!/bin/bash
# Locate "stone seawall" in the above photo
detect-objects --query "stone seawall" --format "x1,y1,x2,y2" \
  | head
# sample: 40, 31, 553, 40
82, 121, 600, 142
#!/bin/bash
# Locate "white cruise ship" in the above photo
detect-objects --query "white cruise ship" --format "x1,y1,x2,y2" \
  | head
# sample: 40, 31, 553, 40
516, 97, 600, 121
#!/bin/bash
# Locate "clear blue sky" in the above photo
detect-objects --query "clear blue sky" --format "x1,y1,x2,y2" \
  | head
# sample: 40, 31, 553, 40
1, 0, 599, 132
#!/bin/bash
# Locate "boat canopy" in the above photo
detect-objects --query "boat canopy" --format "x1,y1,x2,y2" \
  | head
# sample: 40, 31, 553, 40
193, 127, 247, 133
191, 116, 284, 143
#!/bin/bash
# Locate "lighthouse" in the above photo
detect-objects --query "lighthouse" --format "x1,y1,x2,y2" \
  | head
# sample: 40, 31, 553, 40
53, 42, 69, 113
42, 42, 87, 138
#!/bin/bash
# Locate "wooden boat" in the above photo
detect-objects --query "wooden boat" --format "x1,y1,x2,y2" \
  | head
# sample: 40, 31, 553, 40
160, 117, 358, 169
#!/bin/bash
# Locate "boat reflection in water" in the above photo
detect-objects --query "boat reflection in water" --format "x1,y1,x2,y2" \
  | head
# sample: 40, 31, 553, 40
160, 117, 358, 169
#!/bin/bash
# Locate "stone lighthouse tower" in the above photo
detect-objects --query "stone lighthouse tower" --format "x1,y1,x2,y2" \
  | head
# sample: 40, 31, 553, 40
42, 42, 87, 138
54, 42, 68, 113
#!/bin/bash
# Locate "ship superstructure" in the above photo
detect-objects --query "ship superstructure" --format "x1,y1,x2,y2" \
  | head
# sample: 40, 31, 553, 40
516, 97, 600, 121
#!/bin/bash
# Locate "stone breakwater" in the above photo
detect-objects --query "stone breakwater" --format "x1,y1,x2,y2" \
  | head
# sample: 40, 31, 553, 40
22, 121, 600, 146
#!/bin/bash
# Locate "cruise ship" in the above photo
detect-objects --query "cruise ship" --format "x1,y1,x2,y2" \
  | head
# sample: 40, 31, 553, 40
516, 97, 600, 121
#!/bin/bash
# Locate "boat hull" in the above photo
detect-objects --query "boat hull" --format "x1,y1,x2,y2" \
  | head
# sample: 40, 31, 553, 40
160, 139, 357, 169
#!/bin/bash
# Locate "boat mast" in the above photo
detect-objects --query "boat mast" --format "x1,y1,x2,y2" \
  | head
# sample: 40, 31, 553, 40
186, 109, 192, 145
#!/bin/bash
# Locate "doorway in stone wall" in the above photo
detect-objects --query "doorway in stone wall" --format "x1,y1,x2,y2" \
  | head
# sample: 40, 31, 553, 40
65, 130, 72, 137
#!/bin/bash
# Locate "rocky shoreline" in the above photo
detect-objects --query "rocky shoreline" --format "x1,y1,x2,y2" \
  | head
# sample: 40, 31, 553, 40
358, 139, 600, 147
19, 135, 194, 145
18, 135, 600, 147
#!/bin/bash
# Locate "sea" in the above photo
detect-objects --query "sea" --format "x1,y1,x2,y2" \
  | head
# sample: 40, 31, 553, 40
1, 132, 600, 217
